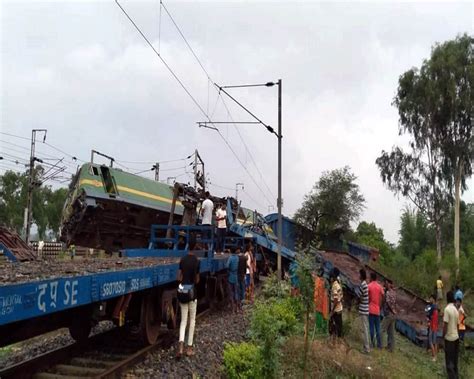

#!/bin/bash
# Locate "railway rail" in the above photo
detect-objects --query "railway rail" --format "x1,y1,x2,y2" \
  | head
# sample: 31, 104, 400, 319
0, 309, 210, 379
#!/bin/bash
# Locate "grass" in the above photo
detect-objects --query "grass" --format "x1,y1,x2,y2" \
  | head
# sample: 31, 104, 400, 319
279, 311, 474, 379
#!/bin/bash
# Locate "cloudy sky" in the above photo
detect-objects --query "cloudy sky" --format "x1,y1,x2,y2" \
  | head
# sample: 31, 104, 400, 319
1, 0, 473, 243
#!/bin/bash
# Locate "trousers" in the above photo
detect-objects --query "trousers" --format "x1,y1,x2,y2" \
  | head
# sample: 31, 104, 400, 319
369, 314, 382, 348
444, 338, 459, 379
216, 228, 226, 252
179, 299, 197, 346
383, 316, 395, 351
359, 314, 370, 352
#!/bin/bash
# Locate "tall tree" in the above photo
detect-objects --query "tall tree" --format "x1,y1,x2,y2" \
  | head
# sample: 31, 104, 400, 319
375, 35, 474, 262
427, 34, 473, 269
398, 209, 433, 260
294, 166, 365, 242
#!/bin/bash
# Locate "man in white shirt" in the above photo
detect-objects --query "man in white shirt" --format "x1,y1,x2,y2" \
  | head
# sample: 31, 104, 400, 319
200, 192, 214, 254
215, 203, 227, 254
443, 290, 460, 379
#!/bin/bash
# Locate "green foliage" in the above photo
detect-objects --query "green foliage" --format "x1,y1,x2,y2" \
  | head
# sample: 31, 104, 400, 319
249, 297, 298, 378
376, 249, 439, 298
260, 271, 291, 300
354, 221, 395, 264
294, 166, 365, 242
223, 342, 262, 379
398, 209, 434, 260
0, 169, 68, 239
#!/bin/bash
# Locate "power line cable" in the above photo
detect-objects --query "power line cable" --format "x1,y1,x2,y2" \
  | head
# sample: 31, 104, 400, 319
116, 0, 274, 208
159, 0, 275, 202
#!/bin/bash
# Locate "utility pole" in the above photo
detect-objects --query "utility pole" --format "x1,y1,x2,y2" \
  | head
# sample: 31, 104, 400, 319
193, 149, 198, 190
25, 129, 47, 244
277, 79, 283, 280
235, 183, 244, 202
154, 162, 160, 181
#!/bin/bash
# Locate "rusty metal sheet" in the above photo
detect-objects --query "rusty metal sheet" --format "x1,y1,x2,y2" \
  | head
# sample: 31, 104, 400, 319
0, 226, 37, 262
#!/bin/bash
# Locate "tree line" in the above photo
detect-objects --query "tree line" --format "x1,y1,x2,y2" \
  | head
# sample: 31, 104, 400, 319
295, 34, 473, 277
0, 167, 68, 239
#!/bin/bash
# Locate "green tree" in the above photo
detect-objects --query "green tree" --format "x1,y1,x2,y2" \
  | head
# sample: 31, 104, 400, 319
294, 166, 365, 242
354, 221, 395, 263
398, 209, 434, 260
0, 169, 68, 239
427, 35, 473, 270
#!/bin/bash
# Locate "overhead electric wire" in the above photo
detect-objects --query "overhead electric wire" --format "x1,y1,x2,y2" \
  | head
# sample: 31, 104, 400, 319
0, 131, 30, 141
116, 0, 274, 210
158, 1, 276, 203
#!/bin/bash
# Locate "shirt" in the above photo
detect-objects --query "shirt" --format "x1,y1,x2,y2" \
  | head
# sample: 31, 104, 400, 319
358, 280, 369, 315
385, 288, 396, 316
216, 208, 227, 229
226, 255, 239, 284
443, 303, 459, 341
179, 254, 200, 285
458, 305, 466, 331
436, 279, 443, 289
368, 281, 384, 316
331, 280, 343, 313
454, 289, 463, 301
245, 251, 253, 275
201, 198, 214, 225
429, 307, 439, 331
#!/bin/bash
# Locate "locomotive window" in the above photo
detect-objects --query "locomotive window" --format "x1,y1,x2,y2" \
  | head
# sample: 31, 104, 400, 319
100, 166, 118, 196
89, 165, 99, 176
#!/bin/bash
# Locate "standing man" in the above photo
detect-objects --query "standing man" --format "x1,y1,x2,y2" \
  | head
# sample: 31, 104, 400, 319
329, 268, 343, 340
436, 276, 444, 301
454, 285, 463, 303
443, 291, 460, 379
200, 192, 214, 254
176, 236, 200, 358
226, 248, 240, 313
426, 294, 439, 362
358, 269, 370, 354
368, 272, 384, 349
383, 279, 397, 352
237, 247, 247, 311
215, 203, 227, 255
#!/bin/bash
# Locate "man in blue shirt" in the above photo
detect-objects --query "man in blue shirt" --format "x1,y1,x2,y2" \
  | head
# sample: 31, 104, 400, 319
226, 248, 240, 313
454, 285, 463, 302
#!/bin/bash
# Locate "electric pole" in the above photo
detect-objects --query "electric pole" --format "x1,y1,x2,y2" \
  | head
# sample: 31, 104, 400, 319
277, 78, 283, 280
25, 129, 47, 244
235, 183, 244, 202
154, 162, 160, 181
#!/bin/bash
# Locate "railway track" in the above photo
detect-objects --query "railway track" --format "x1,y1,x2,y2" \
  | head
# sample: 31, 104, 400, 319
0, 309, 210, 379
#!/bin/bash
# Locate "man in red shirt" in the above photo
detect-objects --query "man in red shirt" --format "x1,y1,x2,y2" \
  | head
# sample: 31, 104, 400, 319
368, 272, 384, 349
427, 294, 439, 361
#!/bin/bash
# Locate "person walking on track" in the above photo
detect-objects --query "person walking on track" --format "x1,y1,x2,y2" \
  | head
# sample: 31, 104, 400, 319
176, 237, 200, 358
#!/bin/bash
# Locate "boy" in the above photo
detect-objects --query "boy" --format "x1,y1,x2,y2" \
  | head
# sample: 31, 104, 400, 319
426, 295, 439, 361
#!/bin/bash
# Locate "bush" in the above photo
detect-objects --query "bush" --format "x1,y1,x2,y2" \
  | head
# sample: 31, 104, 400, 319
260, 272, 291, 300
249, 297, 298, 378
223, 342, 262, 379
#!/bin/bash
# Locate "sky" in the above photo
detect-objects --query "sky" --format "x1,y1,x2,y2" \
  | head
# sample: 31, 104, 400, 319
0, 0, 473, 243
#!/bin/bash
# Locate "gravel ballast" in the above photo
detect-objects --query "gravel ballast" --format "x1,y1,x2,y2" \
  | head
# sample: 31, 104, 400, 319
124, 307, 250, 379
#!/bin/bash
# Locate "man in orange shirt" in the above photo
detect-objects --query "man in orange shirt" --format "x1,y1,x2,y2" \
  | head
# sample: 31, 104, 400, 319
368, 272, 384, 349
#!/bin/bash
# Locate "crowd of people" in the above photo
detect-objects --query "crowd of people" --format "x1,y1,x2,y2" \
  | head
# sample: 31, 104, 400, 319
175, 194, 469, 378
323, 268, 469, 379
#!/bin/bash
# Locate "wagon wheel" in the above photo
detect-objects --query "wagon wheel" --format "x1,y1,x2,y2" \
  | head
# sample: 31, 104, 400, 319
140, 291, 161, 344
161, 291, 179, 330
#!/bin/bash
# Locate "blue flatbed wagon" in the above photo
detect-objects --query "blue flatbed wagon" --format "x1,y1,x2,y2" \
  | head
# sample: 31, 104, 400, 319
0, 225, 229, 347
